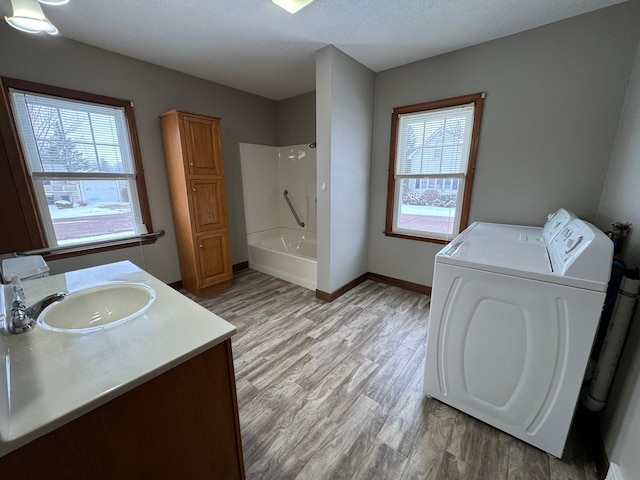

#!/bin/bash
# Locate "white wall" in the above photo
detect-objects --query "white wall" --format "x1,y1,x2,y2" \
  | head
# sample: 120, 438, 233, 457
368, 2, 640, 288
315, 46, 375, 294
239, 144, 280, 234
596, 41, 640, 480
239, 143, 316, 236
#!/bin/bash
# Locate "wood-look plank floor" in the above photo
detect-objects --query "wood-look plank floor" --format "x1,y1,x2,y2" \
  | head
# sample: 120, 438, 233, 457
184, 269, 599, 480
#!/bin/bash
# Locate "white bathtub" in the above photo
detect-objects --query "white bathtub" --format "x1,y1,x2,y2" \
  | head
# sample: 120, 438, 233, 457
247, 228, 317, 290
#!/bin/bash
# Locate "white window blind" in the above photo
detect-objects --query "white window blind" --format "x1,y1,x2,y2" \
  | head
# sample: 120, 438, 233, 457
395, 103, 474, 177
9, 90, 135, 175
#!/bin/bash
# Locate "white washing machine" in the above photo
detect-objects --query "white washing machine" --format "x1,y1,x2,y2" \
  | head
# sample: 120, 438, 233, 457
423, 215, 613, 457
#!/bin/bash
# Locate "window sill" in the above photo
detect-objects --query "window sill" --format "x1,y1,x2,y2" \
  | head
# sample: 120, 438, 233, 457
383, 230, 450, 245
16, 230, 165, 261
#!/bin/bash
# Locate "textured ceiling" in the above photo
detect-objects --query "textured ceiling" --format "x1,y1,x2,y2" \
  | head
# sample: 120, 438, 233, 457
6, 0, 629, 100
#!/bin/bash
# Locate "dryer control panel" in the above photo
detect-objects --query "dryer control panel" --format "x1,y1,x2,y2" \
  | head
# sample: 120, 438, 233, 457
548, 219, 613, 284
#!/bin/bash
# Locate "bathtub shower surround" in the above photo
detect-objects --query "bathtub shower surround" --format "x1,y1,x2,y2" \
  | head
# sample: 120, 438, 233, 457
240, 143, 317, 289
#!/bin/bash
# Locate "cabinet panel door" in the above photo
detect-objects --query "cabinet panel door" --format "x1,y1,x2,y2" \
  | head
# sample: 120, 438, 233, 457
183, 115, 223, 176
191, 179, 226, 232
197, 232, 232, 287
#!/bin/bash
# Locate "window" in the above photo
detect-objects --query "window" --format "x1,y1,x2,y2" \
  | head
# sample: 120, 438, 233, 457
1, 77, 153, 255
385, 93, 484, 243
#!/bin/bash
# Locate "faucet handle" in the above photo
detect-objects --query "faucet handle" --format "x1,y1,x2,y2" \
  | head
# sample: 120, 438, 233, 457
10, 299, 26, 317
10, 299, 35, 334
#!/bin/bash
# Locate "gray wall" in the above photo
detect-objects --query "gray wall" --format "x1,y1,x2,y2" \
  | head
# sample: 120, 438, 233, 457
0, 21, 277, 283
316, 46, 375, 293
596, 42, 640, 479
368, 1, 640, 287
276, 91, 316, 146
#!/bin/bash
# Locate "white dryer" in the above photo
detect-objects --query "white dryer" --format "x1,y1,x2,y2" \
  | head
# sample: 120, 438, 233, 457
423, 215, 613, 457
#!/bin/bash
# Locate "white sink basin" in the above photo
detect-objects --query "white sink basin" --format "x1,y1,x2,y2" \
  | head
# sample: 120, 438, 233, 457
38, 282, 156, 333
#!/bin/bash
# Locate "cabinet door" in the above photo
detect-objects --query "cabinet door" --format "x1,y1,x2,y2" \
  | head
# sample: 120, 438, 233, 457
191, 179, 226, 232
196, 232, 232, 288
182, 115, 223, 176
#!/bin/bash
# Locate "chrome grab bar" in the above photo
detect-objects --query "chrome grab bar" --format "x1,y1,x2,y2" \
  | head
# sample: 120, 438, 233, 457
283, 190, 305, 227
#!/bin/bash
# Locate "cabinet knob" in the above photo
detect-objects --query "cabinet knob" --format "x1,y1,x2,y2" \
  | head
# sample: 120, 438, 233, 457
193, 188, 196, 192
189, 162, 194, 166
199, 244, 203, 248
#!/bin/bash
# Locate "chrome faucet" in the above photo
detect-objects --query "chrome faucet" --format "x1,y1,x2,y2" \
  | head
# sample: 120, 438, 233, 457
10, 293, 66, 334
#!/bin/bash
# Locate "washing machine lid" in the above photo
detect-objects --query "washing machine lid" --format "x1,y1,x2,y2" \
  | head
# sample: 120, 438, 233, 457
439, 236, 552, 274
462, 208, 576, 244
464, 222, 543, 243
437, 218, 612, 291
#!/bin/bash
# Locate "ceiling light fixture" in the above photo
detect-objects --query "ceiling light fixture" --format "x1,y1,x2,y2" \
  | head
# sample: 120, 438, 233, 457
272, 0, 313, 14
5, 0, 66, 35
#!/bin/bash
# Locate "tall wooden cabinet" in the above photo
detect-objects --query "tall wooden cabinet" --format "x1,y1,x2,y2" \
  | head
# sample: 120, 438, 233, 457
159, 110, 232, 296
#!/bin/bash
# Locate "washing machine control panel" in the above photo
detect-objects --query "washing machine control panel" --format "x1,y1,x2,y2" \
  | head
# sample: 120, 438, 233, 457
543, 208, 576, 243
551, 220, 594, 268
549, 219, 612, 283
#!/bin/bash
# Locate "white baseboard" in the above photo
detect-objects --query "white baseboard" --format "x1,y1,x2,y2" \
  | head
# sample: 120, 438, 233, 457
605, 463, 623, 480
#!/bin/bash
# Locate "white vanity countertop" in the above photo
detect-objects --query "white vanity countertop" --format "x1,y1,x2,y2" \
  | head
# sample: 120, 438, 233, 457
0, 261, 236, 457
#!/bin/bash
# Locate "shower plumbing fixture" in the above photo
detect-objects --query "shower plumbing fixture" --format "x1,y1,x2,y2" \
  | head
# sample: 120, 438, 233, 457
288, 149, 306, 161
283, 190, 305, 228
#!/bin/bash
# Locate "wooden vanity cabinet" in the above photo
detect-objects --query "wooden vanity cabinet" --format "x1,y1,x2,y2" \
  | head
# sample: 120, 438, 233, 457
159, 110, 232, 296
0, 339, 246, 480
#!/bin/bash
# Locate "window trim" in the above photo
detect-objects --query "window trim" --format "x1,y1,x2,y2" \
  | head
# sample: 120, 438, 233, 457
0, 76, 155, 259
384, 92, 485, 244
